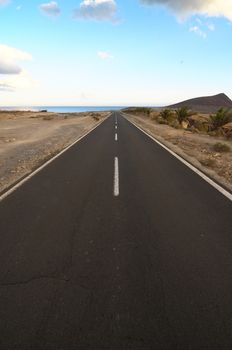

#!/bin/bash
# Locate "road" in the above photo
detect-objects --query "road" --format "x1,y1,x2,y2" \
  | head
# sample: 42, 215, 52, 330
0, 112, 231, 349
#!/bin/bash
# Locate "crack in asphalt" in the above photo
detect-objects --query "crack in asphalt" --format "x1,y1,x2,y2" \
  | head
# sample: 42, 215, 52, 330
0, 275, 70, 287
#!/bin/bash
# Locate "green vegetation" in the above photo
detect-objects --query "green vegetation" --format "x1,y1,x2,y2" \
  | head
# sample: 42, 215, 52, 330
213, 142, 231, 153
92, 115, 100, 121
175, 106, 192, 124
192, 122, 209, 133
210, 108, 232, 130
160, 108, 173, 121
123, 107, 152, 116
125, 105, 232, 141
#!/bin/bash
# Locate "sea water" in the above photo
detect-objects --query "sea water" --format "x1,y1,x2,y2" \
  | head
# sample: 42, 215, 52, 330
1, 106, 126, 113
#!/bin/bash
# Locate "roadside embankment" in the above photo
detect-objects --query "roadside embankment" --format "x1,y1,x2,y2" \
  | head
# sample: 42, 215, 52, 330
123, 112, 232, 193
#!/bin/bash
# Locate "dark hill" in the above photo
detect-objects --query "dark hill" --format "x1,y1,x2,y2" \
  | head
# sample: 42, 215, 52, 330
168, 93, 232, 113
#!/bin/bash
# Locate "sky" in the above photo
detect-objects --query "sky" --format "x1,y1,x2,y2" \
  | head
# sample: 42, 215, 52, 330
0, 0, 232, 106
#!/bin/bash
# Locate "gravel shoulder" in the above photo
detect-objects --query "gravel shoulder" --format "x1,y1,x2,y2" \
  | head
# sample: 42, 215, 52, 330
124, 113, 232, 193
0, 111, 109, 194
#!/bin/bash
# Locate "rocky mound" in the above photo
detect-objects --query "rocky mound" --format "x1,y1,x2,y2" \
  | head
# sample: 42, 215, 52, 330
168, 93, 232, 113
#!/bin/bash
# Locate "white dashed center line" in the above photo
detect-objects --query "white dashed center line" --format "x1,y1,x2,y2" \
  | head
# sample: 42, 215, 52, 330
114, 157, 119, 197
115, 133, 118, 141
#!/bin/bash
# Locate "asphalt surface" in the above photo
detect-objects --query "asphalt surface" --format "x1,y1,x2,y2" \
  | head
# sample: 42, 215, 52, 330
0, 112, 232, 350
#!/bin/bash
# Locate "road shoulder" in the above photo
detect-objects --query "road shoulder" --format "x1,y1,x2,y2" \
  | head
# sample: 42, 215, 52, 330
123, 113, 232, 194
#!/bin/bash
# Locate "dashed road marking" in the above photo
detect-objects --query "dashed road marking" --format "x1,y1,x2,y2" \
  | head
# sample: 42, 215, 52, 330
114, 157, 119, 197
115, 133, 118, 141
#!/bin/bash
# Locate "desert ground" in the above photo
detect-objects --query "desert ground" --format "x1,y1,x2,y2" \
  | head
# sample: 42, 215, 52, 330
0, 110, 109, 194
1, 107, 232, 195
123, 110, 232, 192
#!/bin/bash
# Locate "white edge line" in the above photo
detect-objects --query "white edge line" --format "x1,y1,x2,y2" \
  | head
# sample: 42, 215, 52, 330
125, 116, 232, 202
114, 157, 119, 197
0, 116, 110, 203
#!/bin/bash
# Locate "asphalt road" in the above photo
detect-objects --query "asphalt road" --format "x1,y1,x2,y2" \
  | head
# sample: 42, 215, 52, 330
0, 112, 232, 350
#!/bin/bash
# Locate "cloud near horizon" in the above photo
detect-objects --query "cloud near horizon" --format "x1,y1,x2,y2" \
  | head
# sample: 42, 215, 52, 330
140, 0, 232, 21
74, 0, 117, 22
39, 1, 60, 17
0, 44, 32, 75
0, 83, 14, 92
0, 44, 35, 91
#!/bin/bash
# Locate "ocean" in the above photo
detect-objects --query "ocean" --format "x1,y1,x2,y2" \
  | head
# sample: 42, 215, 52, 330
1, 106, 127, 113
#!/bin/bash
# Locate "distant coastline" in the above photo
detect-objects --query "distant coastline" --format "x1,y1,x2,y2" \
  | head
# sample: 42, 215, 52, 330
0, 106, 127, 113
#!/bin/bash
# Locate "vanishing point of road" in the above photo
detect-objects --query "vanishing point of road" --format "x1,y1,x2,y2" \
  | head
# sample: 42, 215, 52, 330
0, 112, 232, 349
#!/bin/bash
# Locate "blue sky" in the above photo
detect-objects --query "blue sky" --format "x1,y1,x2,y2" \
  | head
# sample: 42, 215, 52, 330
0, 0, 232, 106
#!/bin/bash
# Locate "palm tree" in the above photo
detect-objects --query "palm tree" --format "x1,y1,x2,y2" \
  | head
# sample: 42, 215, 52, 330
160, 109, 173, 121
175, 106, 191, 124
210, 108, 232, 130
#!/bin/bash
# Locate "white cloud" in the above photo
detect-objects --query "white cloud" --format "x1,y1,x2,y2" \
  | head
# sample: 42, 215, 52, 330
2, 70, 37, 89
0, 45, 35, 91
97, 51, 114, 59
0, 61, 21, 74
0, 83, 14, 92
0, 44, 32, 75
188, 17, 215, 38
140, 0, 232, 21
0, 70, 38, 92
39, 1, 60, 17
189, 26, 206, 38
74, 0, 117, 22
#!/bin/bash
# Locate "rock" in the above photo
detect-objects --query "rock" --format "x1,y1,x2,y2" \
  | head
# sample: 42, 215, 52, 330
181, 120, 189, 129
188, 114, 210, 132
222, 122, 232, 137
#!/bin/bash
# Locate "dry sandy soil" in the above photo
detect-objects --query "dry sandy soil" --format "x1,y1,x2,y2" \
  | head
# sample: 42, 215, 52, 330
1, 109, 231, 196
0, 110, 109, 194
124, 113, 232, 193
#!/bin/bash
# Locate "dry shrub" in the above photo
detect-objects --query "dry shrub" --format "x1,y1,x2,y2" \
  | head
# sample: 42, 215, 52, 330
213, 142, 231, 153
200, 158, 216, 168
43, 115, 54, 121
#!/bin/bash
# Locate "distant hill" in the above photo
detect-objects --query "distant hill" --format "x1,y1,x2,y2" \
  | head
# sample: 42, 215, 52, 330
168, 93, 232, 113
